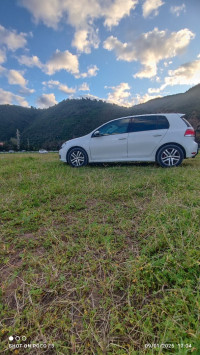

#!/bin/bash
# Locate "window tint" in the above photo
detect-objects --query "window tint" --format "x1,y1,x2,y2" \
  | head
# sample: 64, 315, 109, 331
129, 115, 169, 132
157, 115, 169, 129
129, 116, 157, 132
98, 118, 130, 135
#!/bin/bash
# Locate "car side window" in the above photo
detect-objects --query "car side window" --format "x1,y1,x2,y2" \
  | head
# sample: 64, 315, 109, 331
157, 115, 169, 129
98, 118, 130, 135
129, 115, 169, 132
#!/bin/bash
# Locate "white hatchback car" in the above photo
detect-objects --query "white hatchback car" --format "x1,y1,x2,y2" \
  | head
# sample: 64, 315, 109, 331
59, 113, 198, 168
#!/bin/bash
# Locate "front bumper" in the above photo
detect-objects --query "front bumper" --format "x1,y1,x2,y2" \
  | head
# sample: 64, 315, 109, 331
59, 148, 67, 162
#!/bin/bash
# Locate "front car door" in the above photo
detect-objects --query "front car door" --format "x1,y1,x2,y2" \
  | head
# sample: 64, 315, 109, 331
89, 118, 130, 161
128, 115, 169, 159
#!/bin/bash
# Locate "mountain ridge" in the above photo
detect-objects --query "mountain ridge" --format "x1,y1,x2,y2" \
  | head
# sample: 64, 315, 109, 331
0, 84, 200, 150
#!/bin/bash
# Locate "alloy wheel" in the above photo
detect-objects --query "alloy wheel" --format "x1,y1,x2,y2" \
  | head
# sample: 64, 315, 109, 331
69, 149, 86, 167
160, 148, 181, 166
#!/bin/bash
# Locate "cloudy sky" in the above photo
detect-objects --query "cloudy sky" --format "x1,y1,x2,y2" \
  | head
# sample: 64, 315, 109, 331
0, 0, 199, 108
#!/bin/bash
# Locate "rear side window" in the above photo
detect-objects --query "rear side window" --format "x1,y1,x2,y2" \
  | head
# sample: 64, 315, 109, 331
157, 115, 169, 129
129, 115, 169, 132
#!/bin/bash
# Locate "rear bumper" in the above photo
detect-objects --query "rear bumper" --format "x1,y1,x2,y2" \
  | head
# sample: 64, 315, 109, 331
185, 141, 198, 158
192, 147, 199, 158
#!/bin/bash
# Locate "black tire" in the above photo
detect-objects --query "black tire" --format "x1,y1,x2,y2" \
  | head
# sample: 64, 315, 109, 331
67, 147, 88, 167
156, 144, 184, 168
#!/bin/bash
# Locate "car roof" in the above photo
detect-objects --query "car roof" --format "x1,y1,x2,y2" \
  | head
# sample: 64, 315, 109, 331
115, 113, 185, 119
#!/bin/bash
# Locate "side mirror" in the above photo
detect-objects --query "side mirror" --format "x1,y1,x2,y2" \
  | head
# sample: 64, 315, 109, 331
93, 130, 101, 137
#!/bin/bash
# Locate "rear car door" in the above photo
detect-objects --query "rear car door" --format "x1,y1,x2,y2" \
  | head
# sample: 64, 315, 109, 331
128, 115, 169, 158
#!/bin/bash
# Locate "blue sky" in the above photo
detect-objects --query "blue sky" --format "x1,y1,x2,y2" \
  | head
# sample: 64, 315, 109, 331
0, 0, 200, 108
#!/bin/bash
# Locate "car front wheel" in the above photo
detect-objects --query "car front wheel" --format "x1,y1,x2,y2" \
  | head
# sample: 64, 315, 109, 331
67, 148, 88, 167
157, 144, 184, 167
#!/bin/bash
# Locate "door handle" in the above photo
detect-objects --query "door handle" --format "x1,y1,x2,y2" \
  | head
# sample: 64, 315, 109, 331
153, 134, 162, 137
118, 138, 127, 140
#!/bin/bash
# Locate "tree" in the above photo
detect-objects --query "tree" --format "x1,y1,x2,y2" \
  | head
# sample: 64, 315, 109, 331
27, 138, 30, 151
16, 129, 20, 150
10, 137, 17, 149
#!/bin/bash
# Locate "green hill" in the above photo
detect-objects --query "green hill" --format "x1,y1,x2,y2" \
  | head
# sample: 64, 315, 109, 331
131, 84, 200, 115
0, 105, 37, 142
21, 99, 129, 150
0, 84, 200, 150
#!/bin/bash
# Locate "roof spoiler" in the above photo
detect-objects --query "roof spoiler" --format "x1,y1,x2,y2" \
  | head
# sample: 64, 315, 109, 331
178, 113, 185, 117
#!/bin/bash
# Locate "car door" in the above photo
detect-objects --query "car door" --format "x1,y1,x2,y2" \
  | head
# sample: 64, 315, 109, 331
89, 118, 130, 161
128, 115, 169, 158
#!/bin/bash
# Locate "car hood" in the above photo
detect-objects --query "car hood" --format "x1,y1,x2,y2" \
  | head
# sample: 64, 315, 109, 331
67, 133, 91, 144
61, 133, 91, 149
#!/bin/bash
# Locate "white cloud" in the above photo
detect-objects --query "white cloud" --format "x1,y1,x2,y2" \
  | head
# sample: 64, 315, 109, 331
148, 55, 200, 93
0, 66, 34, 95
170, 4, 186, 17
44, 49, 79, 75
5, 69, 35, 95
104, 28, 195, 78
161, 58, 200, 89
7, 69, 27, 87
18, 55, 43, 68
155, 76, 161, 82
103, 0, 138, 28
18, 50, 79, 76
18, 51, 98, 79
80, 93, 104, 101
19, 0, 138, 29
43, 79, 90, 94
0, 24, 27, 51
148, 87, 162, 94
87, 65, 99, 77
0, 88, 29, 106
71, 29, 99, 54
43, 80, 76, 94
42, 80, 59, 87
106, 82, 132, 106
79, 82, 90, 91
59, 84, 76, 94
18, 0, 138, 53
18, 0, 64, 29
36, 93, 58, 108
105, 82, 161, 106
135, 92, 161, 103
0, 49, 6, 64
18, 87, 35, 95
142, 0, 164, 18
163, 60, 172, 67
75, 65, 99, 78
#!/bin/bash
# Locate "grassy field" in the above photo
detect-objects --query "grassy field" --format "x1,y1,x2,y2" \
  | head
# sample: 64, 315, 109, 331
0, 153, 200, 354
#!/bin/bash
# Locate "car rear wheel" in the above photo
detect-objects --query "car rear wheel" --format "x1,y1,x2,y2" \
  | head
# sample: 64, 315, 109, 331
157, 144, 184, 167
67, 148, 88, 167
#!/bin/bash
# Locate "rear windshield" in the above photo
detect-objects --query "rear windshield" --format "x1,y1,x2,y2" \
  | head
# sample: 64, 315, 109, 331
181, 116, 191, 127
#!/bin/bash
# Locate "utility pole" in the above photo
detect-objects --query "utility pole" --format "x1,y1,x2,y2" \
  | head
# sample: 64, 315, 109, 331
16, 129, 20, 151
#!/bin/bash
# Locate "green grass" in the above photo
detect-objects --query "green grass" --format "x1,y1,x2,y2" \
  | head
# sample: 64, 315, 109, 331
0, 153, 200, 354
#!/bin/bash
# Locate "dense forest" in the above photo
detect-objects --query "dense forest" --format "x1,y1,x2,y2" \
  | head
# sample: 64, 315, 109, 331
0, 84, 200, 150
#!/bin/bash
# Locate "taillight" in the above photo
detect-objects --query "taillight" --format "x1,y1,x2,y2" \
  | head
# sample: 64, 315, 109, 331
184, 129, 195, 137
